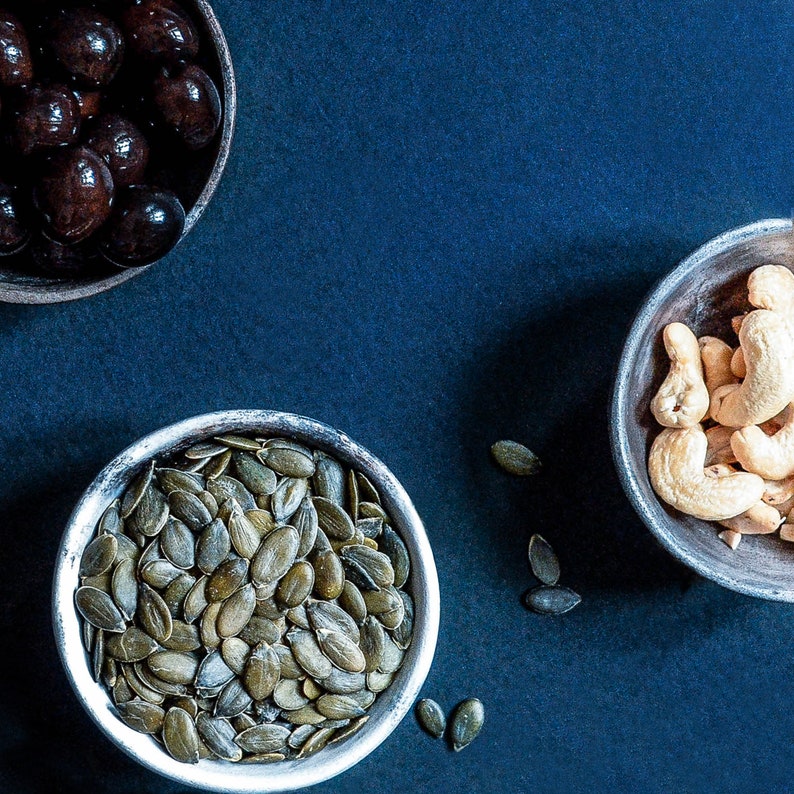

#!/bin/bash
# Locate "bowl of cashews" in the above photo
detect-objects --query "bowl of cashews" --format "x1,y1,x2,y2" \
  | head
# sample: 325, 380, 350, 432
611, 218, 794, 600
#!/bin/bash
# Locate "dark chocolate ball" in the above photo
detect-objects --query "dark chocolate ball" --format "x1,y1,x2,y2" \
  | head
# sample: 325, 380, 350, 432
153, 63, 220, 150
122, 0, 199, 64
30, 231, 99, 274
13, 83, 81, 155
0, 181, 29, 255
100, 185, 184, 266
86, 113, 149, 187
0, 11, 33, 87
34, 145, 114, 242
49, 7, 124, 88
72, 88, 102, 121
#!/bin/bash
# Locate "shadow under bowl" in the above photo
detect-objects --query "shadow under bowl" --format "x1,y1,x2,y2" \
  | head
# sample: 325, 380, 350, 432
0, 0, 236, 305
610, 218, 794, 601
52, 410, 440, 792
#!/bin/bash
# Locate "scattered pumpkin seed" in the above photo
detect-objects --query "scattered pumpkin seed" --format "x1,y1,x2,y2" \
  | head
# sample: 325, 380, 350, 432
449, 698, 484, 751
415, 698, 445, 738
490, 439, 541, 476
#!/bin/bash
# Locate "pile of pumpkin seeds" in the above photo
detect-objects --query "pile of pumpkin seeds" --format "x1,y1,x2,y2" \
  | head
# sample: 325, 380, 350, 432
75, 434, 414, 764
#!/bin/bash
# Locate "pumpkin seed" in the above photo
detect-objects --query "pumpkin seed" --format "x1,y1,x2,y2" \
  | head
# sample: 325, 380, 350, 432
161, 620, 202, 651
296, 726, 335, 758
117, 700, 165, 734
106, 627, 158, 662
293, 496, 319, 558
288, 629, 333, 679
99, 499, 123, 534
274, 644, 303, 679
200, 601, 222, 649
523, 585, 581, 615
215, 677, 253, 718
235, 724, 291, 753
360, 616, 386, 673
282, 705, 326, 726
315, 629, 366, 673
196, 650, 235, 690
196, 519, 231, 575
340, 545, 395, 589
366, 670, 394, 693
338, 581, 367, 625
111, 558, 138, 620
163, 574, 196, 618
527, 534, 561, 586
129, 484, 169, 537
207, 475, 256, 512
246, 508, 276, 536
113, 676, 135, 705
288, 724, 317, 749
356, 517, 383, 539
233, 713, 257, 732
312, 451, 345, 505
286, 603, 310, 629
214, 434, 263, 452
316, 694, 365, 720
173, 696, 199, 719
156, 468, 204, 495
121, 460, 155, 518
311, 549, 345, 600
251, 525, 299, 585
183, 575, 209, 623
138, 583, 173, 643
163, 707, 200, 763
233, 452, 277, 495
92, 629, 105, 680
203, 448, 232, 480
239, 615, 281, 645
80, 534, 118, 577
415, 698, 445, 738
378, 634, 404, 674
449, 698, 484, 751
168, 491, 212, 531
197, 712, 243, 761
207, 558, 249, 602
123, 663, 165, 704
392, 590, 414, 650
160, 518, 196, 569
322, 667, 366, 695
314, 497, 355, 541
141, 559, 183, 589
273, 679, 310, 710
75, 586, 126, 632
198, 490, 219, 519
276, 561, 315, 608
220, 637, 250, 676
307, 600, 360, 643
147, 651, 200, 685
217, 584, 257, 638
272, 477, 307, 523
491, 439, 541, 476
358, 501, 388, 522
243, 642, 280, 700
260, 446, 315, 478
136, 660, 187, 696
329, 715, 369, 745
379, 526, 410, 588
228, 503, 263, 559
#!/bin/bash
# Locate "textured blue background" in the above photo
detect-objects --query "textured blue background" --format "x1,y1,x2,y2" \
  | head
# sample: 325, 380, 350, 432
1, 0, 793, 791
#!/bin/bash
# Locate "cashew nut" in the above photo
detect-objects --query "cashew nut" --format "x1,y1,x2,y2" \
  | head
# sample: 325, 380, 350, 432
747, 264, 794, 314
780, 524, 794, 542
761, 475, 794, 506
731, 315, 746, 336
705, 425, 738, 466
710, 310, 794, 427
699, 336, 738, 406
718, 501, 783, 534
650, 323, 709, 428
718, 529, 742, 550
648, 427, 765, 520
731, 347, 746, 379
731, 403, 794, 479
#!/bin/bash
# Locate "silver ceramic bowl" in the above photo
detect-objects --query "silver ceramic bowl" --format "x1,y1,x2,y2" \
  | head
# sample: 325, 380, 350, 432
611, 218, 794, 601
53, 410, 440, 791
0, 0, 236, 305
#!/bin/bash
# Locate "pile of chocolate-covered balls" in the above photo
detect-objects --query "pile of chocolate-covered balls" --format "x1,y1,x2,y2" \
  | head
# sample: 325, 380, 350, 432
0, 0, 222, 273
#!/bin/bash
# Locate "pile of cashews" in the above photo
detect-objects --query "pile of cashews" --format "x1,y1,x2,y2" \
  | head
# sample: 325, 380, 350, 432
648, 264, 794, 550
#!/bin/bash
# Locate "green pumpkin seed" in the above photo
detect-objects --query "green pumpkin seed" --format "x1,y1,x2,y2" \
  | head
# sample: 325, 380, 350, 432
293, 496, 319, 558
198, 490, 219, 518
296, 726, 335, 758
282, 704, 326, 726
363, 586, 404, 629
272, 477, 307, 523
378, 634, 404, 674
523, 585, 580, 615
311, 549, 344, 600
312, 451, 345, 505
111, 558, 138, 620
243, 641, 280, 700
315, 628, 365, 673
214, 434, 263, 452
340, 545, 394, 590
322, 667, 366, 695
163, 573, 196, 618
275, 561, 314, 609
195, 712, 242, 761
316, 694, 365, 720
137, 583, 172, 643
112, 532, 140, 564
245, 508, 276, 536
235, 723, 291, 753
338, 581, 367, 625
92, 629, 105, 681
207, 475, 256, 512
163, 707, 200, 763
233, 713, 257, 733
220, 637, 250, 676
129, 484, 169, 537
360, 616, 386, 673
141, 559, 183, 589
80, 533, 118, 577
200, 601, 222, 649
156, 468, 204, 495
288, 724, 316, 749
76, 586, 127, 632
217, 584, 257, 638
449, 698, 485, 751
415, 698, 445, 738
168, 491, 212, 531
203, 448, 232, 480
207, 558, 249, 602
273, 678, 310, 710
106, 627, 158, 662
147, 651, 200, 685
99, 499, 123, 534
161, 620, 202, 651
161, 518, 196, 569
527, 534, 561, 586
214, 677, 253, 718
313, 497, 355, 541
172, 696, 199, 719
196, 650, 235, 690
122, 663, 165, 704
358, 501, 388, 522
379, 526, 410, 588
288, 629, 333, 679
185, 441, 228, 459
329, 715, 369, 745
112, 677, 135, 705
183, 575, 209, 623
259, 446, 315, 479
233, 452, 278, 495
121, 461, 156, 518
356, 517, 383, 539
274, 644, 303, 679
251, 525, 299, 585
117, 700, 165, 734
196, 519, 231, 575
307, 600, 360, 643
286, 603, 310, 629
366, 670, 394, 693
239, 615, 282, 645
490, 439, 541, 476
392, 591, 414, 650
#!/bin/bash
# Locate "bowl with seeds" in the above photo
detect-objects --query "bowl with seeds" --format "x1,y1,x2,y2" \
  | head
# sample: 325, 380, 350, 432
53, 410, 440, 791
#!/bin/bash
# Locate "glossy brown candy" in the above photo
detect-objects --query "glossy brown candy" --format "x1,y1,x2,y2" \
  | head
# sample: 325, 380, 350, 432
34, 145, 114, 243
0, 182, 29, 255
86, 114, 149, 187
13, 84, 81, 155
73, 88, 102, 121
0, 11, 33, 87
49, 8, 125, 88
100, 185, 184, 267
153, 63, 220, 150
122, 0, 199, 64
30, 233, 99, 274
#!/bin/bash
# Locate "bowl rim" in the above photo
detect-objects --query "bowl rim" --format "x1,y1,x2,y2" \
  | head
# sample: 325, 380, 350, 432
52, 410, 440, 792
0, 0, 238, 305
609, 217, 794, 601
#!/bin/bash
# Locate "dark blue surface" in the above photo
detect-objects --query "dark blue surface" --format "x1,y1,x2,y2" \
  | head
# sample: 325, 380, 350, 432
2, 1, 794, 792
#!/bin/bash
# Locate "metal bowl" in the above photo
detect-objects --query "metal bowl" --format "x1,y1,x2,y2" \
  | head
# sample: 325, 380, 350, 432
610, 218, 794, 601
52, 410, 440, 791
0, 0, 236, 305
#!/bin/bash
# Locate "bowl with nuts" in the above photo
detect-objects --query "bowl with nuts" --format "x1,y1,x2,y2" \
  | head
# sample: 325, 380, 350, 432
611, 218, 794, 600
53, 410, 440, 791
0, 0, 236, 304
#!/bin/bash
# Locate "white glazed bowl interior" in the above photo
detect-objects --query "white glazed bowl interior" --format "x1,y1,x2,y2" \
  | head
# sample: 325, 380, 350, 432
53, 410, 440, 792
611, 219, 794, 601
